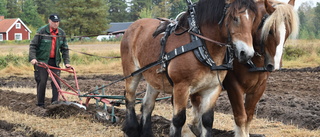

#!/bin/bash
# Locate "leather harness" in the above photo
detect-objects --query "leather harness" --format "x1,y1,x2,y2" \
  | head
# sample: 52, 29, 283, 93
157, 0, 234, 85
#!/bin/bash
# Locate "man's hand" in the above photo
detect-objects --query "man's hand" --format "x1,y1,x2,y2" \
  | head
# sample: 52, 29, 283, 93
30, 59, 38, 65
65, 64, 71, 68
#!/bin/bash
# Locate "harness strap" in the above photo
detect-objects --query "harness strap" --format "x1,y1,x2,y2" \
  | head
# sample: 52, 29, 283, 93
186, 0, 198, 34
82, 59, 164, 96
160, 22, 176, 59
247, 59, 271, 72
185, 0, 233, 71
131, 39, 204, 86
162, 39, 203, 86
165, 39, 203, 60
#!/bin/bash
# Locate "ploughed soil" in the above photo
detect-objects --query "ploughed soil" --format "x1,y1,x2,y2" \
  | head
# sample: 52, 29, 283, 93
0, 67, 319, 136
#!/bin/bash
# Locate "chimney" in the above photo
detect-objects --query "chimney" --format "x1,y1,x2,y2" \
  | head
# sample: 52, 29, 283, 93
0, 16, 4, 21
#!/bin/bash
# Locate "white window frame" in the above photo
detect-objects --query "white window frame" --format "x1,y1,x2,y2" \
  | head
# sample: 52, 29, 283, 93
0, 34, 3, 41
16, 23, 21, 29
15, 33, 22, 40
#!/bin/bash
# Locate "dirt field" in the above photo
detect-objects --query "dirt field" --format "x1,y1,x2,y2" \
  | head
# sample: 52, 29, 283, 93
0, 67, 319, 136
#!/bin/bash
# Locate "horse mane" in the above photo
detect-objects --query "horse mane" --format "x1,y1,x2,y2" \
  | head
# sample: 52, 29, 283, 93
261, 0, 300, 41
178, 0, 257, 27
195, 0, 226, 25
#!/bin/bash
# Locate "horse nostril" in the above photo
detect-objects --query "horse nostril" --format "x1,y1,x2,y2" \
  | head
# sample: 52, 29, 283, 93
266, 64, 274, 72
240, 51, 245, 57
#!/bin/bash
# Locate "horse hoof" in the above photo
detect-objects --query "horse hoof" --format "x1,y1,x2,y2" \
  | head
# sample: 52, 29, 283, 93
188, 124, 201, 137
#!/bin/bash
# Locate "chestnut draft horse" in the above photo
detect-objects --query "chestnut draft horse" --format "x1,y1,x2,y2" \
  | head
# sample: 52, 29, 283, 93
120, 0, 258, 136
223, 0, 299, 137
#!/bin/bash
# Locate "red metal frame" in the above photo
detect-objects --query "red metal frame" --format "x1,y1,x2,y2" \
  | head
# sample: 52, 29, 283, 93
36, 62, 112, 107
37, 62, 83, 105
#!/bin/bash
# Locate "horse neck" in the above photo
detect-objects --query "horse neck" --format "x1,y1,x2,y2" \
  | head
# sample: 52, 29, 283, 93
200, 24, 228, 65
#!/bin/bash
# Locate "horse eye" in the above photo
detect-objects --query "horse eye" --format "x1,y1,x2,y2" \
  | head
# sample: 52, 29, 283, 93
233, 17, 239, 23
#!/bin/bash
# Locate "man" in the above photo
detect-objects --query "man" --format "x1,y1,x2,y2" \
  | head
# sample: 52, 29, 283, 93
29, 14, 71, 108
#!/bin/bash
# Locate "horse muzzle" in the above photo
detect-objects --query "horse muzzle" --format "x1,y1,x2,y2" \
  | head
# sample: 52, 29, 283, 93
233, 41, 255, 63
265, 64, 274, 72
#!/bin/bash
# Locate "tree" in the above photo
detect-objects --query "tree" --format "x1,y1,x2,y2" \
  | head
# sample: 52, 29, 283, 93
0, 0, 8, 16
169, 0, 186, 19
313, 2, 320, 38
297, 1, 316, 39
6, 0, 21, 18
21, 0, 44, 28
152, 0, 172, 18
108, 0, 129, 22
139, 7, 152, 18
56, 0, 109, 37
34, 0, 57, 21
128, 0, 151, 20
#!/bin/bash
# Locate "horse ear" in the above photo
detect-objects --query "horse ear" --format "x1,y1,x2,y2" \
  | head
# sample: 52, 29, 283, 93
226, 0, 233, 4
288, 0, 295, 6
265, 0, 275, 14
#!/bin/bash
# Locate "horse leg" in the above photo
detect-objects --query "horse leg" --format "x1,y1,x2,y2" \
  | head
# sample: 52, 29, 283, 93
244, 82, 267, 137
170, 85, 189, 137
189, 93, 202, 137
226, 84, 248, 137
140, 83, 159, 137
122, 75, 142, 137
199, 86, 222, 137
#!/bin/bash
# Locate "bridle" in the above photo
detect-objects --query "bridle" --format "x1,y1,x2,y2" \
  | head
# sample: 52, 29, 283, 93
247, 13, 273, 72
257, 14, 270, 56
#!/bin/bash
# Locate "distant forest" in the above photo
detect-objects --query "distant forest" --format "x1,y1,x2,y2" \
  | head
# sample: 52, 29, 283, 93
0, 0, 319, 39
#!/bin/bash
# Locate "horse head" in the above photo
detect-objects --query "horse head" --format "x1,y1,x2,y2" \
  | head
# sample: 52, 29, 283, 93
221, 0, 258, 63
257, 0, 299, 71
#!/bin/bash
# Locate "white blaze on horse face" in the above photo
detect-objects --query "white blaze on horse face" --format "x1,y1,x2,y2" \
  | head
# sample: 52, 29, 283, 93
244, 10, 249, 20
274, 22, 286, 70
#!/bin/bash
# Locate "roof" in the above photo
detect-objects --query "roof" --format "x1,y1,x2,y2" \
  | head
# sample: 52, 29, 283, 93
0, 18, 32, 33
107, 22, 133, 34
0, 18, 17, 32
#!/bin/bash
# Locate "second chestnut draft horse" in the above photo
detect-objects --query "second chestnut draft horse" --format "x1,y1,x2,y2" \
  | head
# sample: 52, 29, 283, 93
120, 0, 258, 136
223, 0, 299, 137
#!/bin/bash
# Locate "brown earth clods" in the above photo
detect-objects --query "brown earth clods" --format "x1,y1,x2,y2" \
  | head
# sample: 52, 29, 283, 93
0, 67, 319, 136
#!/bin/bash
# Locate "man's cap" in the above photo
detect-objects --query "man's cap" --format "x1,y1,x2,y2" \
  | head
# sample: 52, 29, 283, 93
49, 14, 60, 22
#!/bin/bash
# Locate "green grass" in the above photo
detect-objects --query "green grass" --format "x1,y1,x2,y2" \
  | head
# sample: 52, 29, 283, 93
0, 52, 29, 69
283, 46, 308, 61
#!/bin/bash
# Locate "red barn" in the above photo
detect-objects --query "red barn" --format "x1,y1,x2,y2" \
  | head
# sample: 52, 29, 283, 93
0, 16, 32, 41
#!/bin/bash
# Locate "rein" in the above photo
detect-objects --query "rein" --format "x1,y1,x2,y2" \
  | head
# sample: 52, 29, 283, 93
63, 47, 121, 59
35, 33, 121, 59
35, 33, 117, 38
188, 31, 232, 47
158, 18, 232, 47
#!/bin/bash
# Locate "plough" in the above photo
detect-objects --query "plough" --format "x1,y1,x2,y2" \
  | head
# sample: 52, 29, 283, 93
37, 62, 171, 123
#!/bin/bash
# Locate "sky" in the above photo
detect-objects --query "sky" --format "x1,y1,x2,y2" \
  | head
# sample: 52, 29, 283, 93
277, 0, 320, 10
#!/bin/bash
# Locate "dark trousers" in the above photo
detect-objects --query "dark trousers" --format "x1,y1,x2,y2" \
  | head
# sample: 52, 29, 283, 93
34, 58, 60, 106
